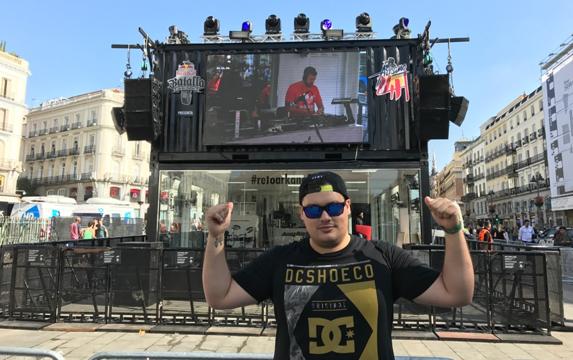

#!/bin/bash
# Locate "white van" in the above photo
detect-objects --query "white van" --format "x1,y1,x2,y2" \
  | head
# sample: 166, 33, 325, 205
10, 196, 77, 219
72, 197, 136, 222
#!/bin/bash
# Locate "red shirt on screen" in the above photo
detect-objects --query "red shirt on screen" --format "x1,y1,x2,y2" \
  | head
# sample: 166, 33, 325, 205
284, 81, 324, 114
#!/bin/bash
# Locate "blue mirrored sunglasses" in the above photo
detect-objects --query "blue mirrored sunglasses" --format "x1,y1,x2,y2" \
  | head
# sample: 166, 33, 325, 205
303, 202, 345, 219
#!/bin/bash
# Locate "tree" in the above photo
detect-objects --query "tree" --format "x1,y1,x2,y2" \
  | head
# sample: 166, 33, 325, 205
16, 177, 38, 197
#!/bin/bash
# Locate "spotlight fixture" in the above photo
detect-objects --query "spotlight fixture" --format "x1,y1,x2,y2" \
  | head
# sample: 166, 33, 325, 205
320, 19, 332, 31
166, 25, 190, 44
241, 21, 252, 32
203, 16, 220, 36
355, 12, 372, 32
265, 14, 281, 34
320, 19, 343, 40
229, 20, 253, 41
392, 17, 411, 39
293, 13, 310, 34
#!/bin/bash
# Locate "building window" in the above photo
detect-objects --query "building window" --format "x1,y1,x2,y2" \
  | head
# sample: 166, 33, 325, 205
110, 186, 121, 199
0, 108, 7, 129
47, 189, 56, 196
530, 106, 534, 117
84, 186, 93, 201
70, 187, 78, 200
0, 77, 10, 98
539, 100, 543, 111
58, 188, 67, 197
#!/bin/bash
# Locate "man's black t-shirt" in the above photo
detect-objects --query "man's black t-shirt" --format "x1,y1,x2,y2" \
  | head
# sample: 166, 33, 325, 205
233, 236, 440, 360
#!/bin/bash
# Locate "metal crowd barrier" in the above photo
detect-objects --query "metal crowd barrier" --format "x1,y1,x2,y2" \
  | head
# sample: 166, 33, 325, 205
0, 346, 65, 360
0, 238, 564, 335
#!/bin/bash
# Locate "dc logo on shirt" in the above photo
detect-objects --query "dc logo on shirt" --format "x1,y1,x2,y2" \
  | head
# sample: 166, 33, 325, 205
308, 316, 355, 354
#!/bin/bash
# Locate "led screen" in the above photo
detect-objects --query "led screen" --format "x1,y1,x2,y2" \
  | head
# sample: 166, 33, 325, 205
203, 51, 368, 145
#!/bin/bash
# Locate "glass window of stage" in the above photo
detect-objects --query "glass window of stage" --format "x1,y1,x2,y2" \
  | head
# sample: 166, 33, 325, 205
157, 168, 422, 248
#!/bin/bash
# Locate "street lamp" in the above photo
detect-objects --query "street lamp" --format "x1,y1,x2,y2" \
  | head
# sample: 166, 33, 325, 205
530, 173, 545, 229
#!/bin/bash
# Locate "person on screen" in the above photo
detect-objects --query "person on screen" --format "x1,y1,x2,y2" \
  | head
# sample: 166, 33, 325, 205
203, 171, 474, 360
284, 66, 324, 117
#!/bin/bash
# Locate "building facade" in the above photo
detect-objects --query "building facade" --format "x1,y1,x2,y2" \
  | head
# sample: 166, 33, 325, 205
0, 45, 30, 207
21, 89, 151, 208
459, 87, 551, 230
541, 37, 573, 226
460, 136, 487, 224
434, 141, 471, 212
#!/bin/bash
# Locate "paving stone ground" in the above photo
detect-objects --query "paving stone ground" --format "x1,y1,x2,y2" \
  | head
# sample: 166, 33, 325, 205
0, 281, 570, 359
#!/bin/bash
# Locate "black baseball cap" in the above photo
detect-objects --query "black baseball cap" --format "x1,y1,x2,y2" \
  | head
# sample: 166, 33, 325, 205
299, 171, 349, 204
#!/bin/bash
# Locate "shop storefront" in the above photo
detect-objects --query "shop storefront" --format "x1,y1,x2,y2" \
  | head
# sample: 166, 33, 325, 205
158, 168, 421, 248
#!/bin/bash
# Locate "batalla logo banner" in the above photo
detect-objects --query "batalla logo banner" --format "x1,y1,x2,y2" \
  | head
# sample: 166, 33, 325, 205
167, 61, 206, 105
370, 57, 410, 102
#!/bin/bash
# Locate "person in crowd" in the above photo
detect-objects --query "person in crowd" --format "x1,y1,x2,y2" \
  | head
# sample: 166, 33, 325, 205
478, 222, 493, 251
554, 226, 572, 247
518, 220, 535, 245
96, 218, 109, 239
69, 216, 81, 240
81, 220, 96, 240
203, 171, 473, 359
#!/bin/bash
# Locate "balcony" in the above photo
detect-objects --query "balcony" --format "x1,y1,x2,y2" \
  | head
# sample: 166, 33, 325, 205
25, 154, 35, 161
461, 192, 477, 203
49, 127, 59, 134
84, 145, 96, 154
80, 172, 92, 180
522, 136, 529, 144
531, 153, 545, 164
57, 149, 69, 157
60, 124, 71, 132
538, 128, 545, 137
464, 174, 475, 184
38, 129, 47, 136
530, 132, 537, 141
69, 147, 80, 156
474, 173, 485, 181
35, 153, 45, 160
112, 146, 125, 157
27, 130, 37, 137
505, 144, 516, 155
514, 140, 522, 148
86, 119, 98, 127
46, 151, 57, 159
0, 123, 14, 133
71, 122, 82, 130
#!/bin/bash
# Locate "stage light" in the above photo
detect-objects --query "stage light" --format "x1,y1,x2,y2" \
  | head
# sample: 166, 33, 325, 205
355, 12, 372, 32
321, 19, 333, 31
229, 20, 253, 41
320, 19, 343, 40
241, 21, 252, 32
203, 16, 220, 36
393, 17, 411, 39
294, 13, 310, 33
265, 14, 281, 34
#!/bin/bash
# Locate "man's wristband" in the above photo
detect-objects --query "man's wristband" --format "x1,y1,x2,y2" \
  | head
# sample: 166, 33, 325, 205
443, 221, 463, 235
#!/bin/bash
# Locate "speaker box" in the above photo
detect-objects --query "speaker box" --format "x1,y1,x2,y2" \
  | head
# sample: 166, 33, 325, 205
418, 75, 450, 140
450, 96, 469, 126
124, 79, 161, 141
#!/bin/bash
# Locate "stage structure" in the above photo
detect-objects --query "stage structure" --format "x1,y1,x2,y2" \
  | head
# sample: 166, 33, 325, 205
112, 18, 469, 247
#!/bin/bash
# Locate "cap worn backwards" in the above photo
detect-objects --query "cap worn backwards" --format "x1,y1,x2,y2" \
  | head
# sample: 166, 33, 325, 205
299, 171, 349, 204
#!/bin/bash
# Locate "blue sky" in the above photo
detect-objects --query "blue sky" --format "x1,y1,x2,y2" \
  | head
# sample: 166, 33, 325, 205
1, 0, 572, 170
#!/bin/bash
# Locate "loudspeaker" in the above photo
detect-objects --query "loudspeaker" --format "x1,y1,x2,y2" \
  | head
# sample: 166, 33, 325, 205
450, 96, 469, 126
112, 107, 126, 134
418, 75, 450, 140
124, 78, 162, 141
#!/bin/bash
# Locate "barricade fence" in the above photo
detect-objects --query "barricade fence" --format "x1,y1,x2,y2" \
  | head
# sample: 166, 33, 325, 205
0, 240, 563, 335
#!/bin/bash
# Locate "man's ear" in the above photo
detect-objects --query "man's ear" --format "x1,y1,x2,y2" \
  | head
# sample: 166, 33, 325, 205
299, 205, 305, 221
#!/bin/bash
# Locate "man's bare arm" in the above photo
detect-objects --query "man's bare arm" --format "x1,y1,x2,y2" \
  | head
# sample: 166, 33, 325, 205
414, 197, 474, 307
202, 203, 257, 309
